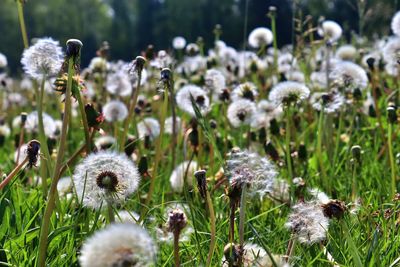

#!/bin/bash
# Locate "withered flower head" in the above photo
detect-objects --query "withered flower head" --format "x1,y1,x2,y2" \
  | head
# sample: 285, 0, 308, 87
167, 208, 187, 234
26, 139, 41, 168
322, 199, 347, 219
54, 73, 86, 100
194, 169, 207, 199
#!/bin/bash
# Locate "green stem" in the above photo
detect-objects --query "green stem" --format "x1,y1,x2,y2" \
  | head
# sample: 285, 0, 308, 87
16, 0, 29, 49
270, 13, 278, 72
285, 107, 293, 182
107, 199, 115, 223
120, 72, 142, 151
173, 232, 181, 267
37, 57, 74, 267
139, 85, 168, 221
317, 109, 328, 189
206, 190, 216, 267
388, 123, 397, 197
76, 89, 91, 152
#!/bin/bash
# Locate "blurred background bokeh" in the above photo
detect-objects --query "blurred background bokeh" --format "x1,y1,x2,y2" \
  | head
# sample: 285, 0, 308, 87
0, 0, 398, 72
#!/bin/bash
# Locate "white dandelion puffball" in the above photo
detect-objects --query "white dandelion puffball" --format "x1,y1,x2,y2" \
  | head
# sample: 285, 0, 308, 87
73, 151, 140, 209
330, 61, 368, 90
285, 201, 330, 245
227, 99, 256, 128
335, 45, 357, 61
21, 37, 63, 80
391, 11, 400, 36
137, 117, 161, 141
170, 161, 198, 192
25, 111, 57, 137
318, 20, 342, 42
0, 124, 10, 137
204, 68, 226, 93
88, 56, 108, 73
310, 92, 345, 114
79, 223, 156, 267
164, 116, 182, 135
172, 36, 186, 50
103, 100, 128, 122
268, 81, 310, 105
94, 135, 116, 151
0, 53, 7, 68
248, 27, 273, 48
176, 84, 210, 117
231, 82, 258, 102
57, 177, 72, 197
106, 71, 132, 97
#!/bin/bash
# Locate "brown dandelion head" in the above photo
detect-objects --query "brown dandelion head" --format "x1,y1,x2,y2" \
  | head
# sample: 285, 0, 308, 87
322, 199, 346, 219
26, 139, 41, 168
96, 170, 119, 192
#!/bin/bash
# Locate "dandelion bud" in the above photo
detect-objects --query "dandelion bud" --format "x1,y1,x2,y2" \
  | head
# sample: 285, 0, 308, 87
264, 141, 279, 161
85, 103, 104, 129
66, 39, 83, 58
269, 118, 280, 136
322, 199, 346, 219
160, 68, 172, 83
366, 57, 375, 70
351, 145, 362, 163
20, 112, 28, 124
387, 106, 397, 124
26, 139, 40, 168
167, 208, 187, 234
194, 169, 207, 199
134, 56, 146, 72
138, 155, 148, 176
268, 6, 277, 16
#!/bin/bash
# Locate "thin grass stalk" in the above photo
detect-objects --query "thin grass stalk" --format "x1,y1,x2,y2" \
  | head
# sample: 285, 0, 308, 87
317, 108, 328, 188
37, 57, 74, 267
15, 120, 26, 168
16, 0, 29, 49
269, 9, 278, 72
205, 190, 216, 267
140, 84, 169, 221
285, 106, 293, 183
0, 157, 28, 190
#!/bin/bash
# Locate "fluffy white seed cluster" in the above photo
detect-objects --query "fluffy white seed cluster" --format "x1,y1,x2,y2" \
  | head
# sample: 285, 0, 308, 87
0, 52, 7, 68
73, 151, 140, 209
172, 36, 187, 50
175, 84, 210, 117
21, 37, 63, 80
318, 20, 342, 42
106, 71, 132, 97
227, 99, 256, 128
231, 82, 258, 102
391, 11, 400, 37
103, 100, 128, 122
170, 161, 198, 192
137, 117, 161, 141
25, 111, 57, 138
330, 61, 368, 90
268, 81, 310, 105
310, 92, 345, 113
79, 223, 156, 267
226, 149, 280, 198
248, 27, 274, 48
285, 201, 330, 245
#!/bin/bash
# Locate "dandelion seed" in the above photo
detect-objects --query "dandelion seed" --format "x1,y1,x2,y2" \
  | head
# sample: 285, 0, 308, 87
21, 37, 63, 80
175, 84, 210, 117
227, 99, 256, 128
268, 81, 310, 106
285, 201, 330, 245
170, 161, 198, 192
248, 27, 273, 48
73, 151, 140, 209
103, 100, 128, 122
137, 117, 161, 141
79, 223, 156, 267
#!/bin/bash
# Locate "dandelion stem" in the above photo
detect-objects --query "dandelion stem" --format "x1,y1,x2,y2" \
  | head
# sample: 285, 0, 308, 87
76, 88, 92, 152
16, 0, 29, 49
269, 11, 278, 72
317, 108, 328, 189
173, 231, 181, 267
106, 200, 115, 223
120, 70, 142, 151
285, 234, 297, 263
388, 123, 397, 197
140, 83, 169, 221
15, 120, 26, 168
0, 157, 28, 190
285, 106, 293, 184
37, 57, 74, 267
206, 190, 216, 267
238, 185, 247, 264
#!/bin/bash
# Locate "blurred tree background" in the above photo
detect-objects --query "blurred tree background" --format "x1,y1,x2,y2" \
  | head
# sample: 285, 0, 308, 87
0, 0, 399, 72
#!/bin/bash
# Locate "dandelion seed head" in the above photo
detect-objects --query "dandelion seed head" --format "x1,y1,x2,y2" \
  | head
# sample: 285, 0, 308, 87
25, 111, 57, 138
318, 20, 342, 42
164, 116, 182, 135
227, 99, 256, 128
73, 151, 140, 209
88, 57, 108, 73
204, 69, 226, 93
103, 100, 128, 122
231, 82, 258, 102
0, 124, 10, 137
285, 202, 330, 245
330, 61, 368, 90
21, 37, 63, 80
94, 135, 116, 151
137, 117, 160, 141
391, 11, 400, 37
0, 53, 7, 68
14, 143, 41, 166
57, 177, 72, 197
170, 161, 198, 192
268, 81, 310, 105
248, 27, 273, 48
335, 45, 357, 61
310, 91, 345, 113
175, 84, 210, 117
106, 71, 132, 97
79, 223, 156, 267
172, 36, 186, 50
